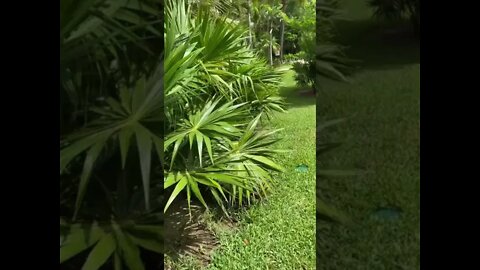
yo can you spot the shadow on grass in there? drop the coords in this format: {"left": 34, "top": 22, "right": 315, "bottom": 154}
{"left": 164, "top": 197, "right": 253, "bottom": 268}
{"left": 278, "top": 86, "right": 316, "bottom": 109}
{"left": 316, "top": 9, "right": 420, "bottom": 269}
{"left": 334, "top": 19, "right": 420, "bottom": 71}
{"left": 164, "top": 200, "right": 219, "bottom": 267}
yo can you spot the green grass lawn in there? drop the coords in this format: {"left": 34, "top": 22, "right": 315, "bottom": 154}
{"left": 167, "top": 68, "right": 316, "bottom": 269}
{"left": 317, "top": 0, "right": 420, "bottom": 269}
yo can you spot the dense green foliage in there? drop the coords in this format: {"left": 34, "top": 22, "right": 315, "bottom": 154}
{"left": 61, "top": 0, "right": 287, "bottom": 268}
{"left": 164, "top": 0, "right": 286, "bottom": 215}
{"left": 288, "top": 0, "right": 350, "bottom": 90}
{"left": 60, "top": 1, "right": 165, "bottom": 269}
{"left": 60, "top": 0, "right": 388, "bottom": 269}
{"left": 289, "top": 0, "right": 316, "bottom": 87}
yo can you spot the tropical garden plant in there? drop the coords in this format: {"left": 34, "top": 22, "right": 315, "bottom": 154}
{"left": 163, "top": 0, "right": 286, "bottom": 216}
{"left": 60, "top": 0, "right": 165, "bottom": 269}
{"left": 61, "top": 0, "right": 287, "bottom": 268}
{"left": 60, "top": 0, "right": 356, "bottom": 268}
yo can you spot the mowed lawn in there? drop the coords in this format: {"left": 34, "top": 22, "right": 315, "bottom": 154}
{"left": 317, "top": 1, "right": 420, "bottom": 269}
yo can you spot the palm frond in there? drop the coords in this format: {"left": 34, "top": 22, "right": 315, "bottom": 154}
{"left": 60, "top": 220, "right": 163, "bottom": 269}
{"left": 61, "top": 61, "right": 164, "bottom": 218}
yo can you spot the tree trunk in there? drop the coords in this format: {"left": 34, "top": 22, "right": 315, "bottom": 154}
{"left": 279, "top": 0, "right": 287, "bottom": 63}
{"left": 269, "top": 21, "right": 273, "bottom": 66}
{"left": 248, "top": 0, "right": 253, "bottom": 48}
{"left": 280, "top": 20, "right": 285, "bottom": 63}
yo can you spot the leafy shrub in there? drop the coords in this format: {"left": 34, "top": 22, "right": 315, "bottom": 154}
{"left": 163, "top": 0, "right": 286, "bottom": 215}
{"left": 60, "top": 0, "right": 287, "bottom": 268}
{"left": 292, "top": 60, "right": 315, "bottom": 88}
{"left": 284, "top": 53, "right": 300, "bottom": 63}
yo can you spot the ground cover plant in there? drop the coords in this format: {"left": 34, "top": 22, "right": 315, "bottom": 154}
{"left": 163, "top": 0, "right": 286, "bottom": 216}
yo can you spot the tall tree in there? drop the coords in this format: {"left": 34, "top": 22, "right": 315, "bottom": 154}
{"left": 248, "top": 0, "right": 254, "bottom": 48}
{"left": 279, "top": 0, "right": 287, "bottom": 63}
{"left": 278, "top": 0, "right": 308, "bottom": 63}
